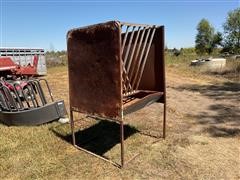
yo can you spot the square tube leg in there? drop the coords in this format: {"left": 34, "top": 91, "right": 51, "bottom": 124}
{"left": 120, "top": 120, "right": 124, "bottom": 168}
{"left": 163, "top": 102, "right": 166, "bottom": 139}
{"left": 70, "top": 110, "right": 76, "bottom": 145}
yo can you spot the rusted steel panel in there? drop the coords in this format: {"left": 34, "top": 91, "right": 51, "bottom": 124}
{"left": 67, "top": 21, "right": 122, "bottom": 119}
{"left": 136, "top": 45, "right": 156, "bottom": 90}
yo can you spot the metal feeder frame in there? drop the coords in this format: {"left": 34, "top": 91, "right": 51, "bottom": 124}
{"left": 67, "top": 21, "right": 166, "bottom": 168}
{"left": 0, "top": 79, "right": 66, "bottom": 126}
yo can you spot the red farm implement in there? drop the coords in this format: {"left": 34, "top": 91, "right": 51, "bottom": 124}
{"left": 0, "top": 48, "right": 67, "bottom": 126}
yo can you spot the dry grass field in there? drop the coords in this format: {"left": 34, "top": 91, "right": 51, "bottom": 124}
{"left": 0, "top": 65, "right": 239, "bottom": 179}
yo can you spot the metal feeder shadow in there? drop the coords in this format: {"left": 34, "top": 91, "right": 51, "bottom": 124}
{"left": 67, "top": 21, "right": 166, "bottom": 168}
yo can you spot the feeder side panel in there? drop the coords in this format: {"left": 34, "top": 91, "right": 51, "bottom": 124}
{"left": 67, "top": 21, "right": 122, "bottom": 119}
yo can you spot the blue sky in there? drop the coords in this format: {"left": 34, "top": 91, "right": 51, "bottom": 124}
{"left": 0, "top": 0, "right": 239, "bottom": 51}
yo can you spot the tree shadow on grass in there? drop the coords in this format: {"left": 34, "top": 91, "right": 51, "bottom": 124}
{"left": 177, "top": 81, "right": 240, "bottom": 101}
{"left": 174, "top": 81, "right": 240, "bottom": 137}
{"left": 203, "top": 126, "right": 240, "bottom": 137}
{"left": 187, "top": 104, "right": 240, "bottom": 137}
{"left": 52, "top": 119, "right": 138, "bottom": 156}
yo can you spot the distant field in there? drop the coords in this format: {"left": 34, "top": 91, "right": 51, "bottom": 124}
{"left": 166, "top": 51, "right": 240, "bottom": 81}
{"left": 0, "top": 65, "right": 239, "bottom": 179}
{"left": 46, "top": 50, "right": 240, "bottom": 81}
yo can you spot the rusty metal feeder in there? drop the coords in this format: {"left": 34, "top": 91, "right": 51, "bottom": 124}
{"left": 67, "top": 21, "right": 166, "bottom": 168}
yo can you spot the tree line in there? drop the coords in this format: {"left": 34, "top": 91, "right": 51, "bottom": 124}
{"left": 195, "top": 8, "right": 240, "bottom": 55}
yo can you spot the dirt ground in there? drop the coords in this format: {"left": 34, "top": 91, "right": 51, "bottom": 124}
{"left": 0, "top": 66, "right": 239, "bottom": 179}
{"left": 164, "top": 68, "right": 240, "bottom": 179}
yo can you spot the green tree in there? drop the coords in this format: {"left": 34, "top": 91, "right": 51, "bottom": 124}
{"left": 223, "top": 8, "right": 240, "bottom": 54}
{"left": 195, "top": 19, "right": 222, "bottom": 55}
{"left": 172, "top": 48, "right": 181, "bottom": 56}
{"left": 212, "top": 32, "right": 223, "bottom": 49}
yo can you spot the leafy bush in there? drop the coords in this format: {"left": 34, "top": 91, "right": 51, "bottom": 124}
{"left": 45, "top": 51, "right": 67, "bottom": 67}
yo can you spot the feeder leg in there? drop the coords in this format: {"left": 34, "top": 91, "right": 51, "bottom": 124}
{"left": 120, "top": 120, "right": 124, "bottom": 168}
{"left": 70, "top": 110, "right": 76, "bottom": 145}
{"left": 163, "top": 102, "right": 166, "bottom": 139}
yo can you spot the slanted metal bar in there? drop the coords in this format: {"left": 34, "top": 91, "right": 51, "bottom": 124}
{"left": 122, "top": 26, "right": 136, "bottom": 92}
{"left": 121, "top": 25, "right": 133, "bottom": 92}
{"left": 135, "top": 27, "right": 156, "bottom": 89}
{"left": 123, "top": 79, "right": 129, "bottom": 93}
{"left": 35, "top": 80, "right": 47, "bottom": 104}
{"left": 30, "top": 79, "right": 49, "bottom": 107}
{"left": 121, "top": 26, "right": 129, "bottom": 55}
{"left": 122, "top": 27, "right": 141, "bottom": 94}
{"left": 30, "top": 80, "right": 47, "bottom": 106}
{"left": 39, "top": 79, "right": 54, "bottom": 102}
{"left": 123, "top": 26, "right": 136, "bottom": 65}
{"left": 32, "top": 81, "right": 46, "bottom": 106}
{"left": 122, "top": 82, "right": 127, "bottom": 92}
{"left": 5, "top": 86, "right": 19, "bottom": 110}
{"left": 26, "top": 85, "right": 37, "bottom": 108}
{"left": 0, "top": 88, "right": 11, "bottom": 111}
{"left": 1, "top": 85, "right": 18, "bottom": 111}
{"left": 126, "top": 26, "right": 141, "bottom": 74}
{"left": 122, "top": 66, "right": 132, "bottom": 92}
{"left": 28, "top": 82, "right": 40, "bottom": 107}
{"left": 132, "top": 27, "right": 152, "bottom": 89}
{"left": 129, "top": 28, "right": 146, "bottom": 84}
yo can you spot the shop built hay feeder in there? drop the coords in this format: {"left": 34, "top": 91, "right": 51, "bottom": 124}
{"left": 67, "top": 21, "right": 166, "bottom": 168}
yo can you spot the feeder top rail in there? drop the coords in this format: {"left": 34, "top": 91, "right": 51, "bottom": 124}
{"left": 119, "top": 21, "right": 159, "bottom": 28}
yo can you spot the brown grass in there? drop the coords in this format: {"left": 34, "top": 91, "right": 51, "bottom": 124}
{"left": 166, "top": 53, "right": 240, "bottom": 82}
{"left": 0, "top": 66, "right": 239, "bottom": 179}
